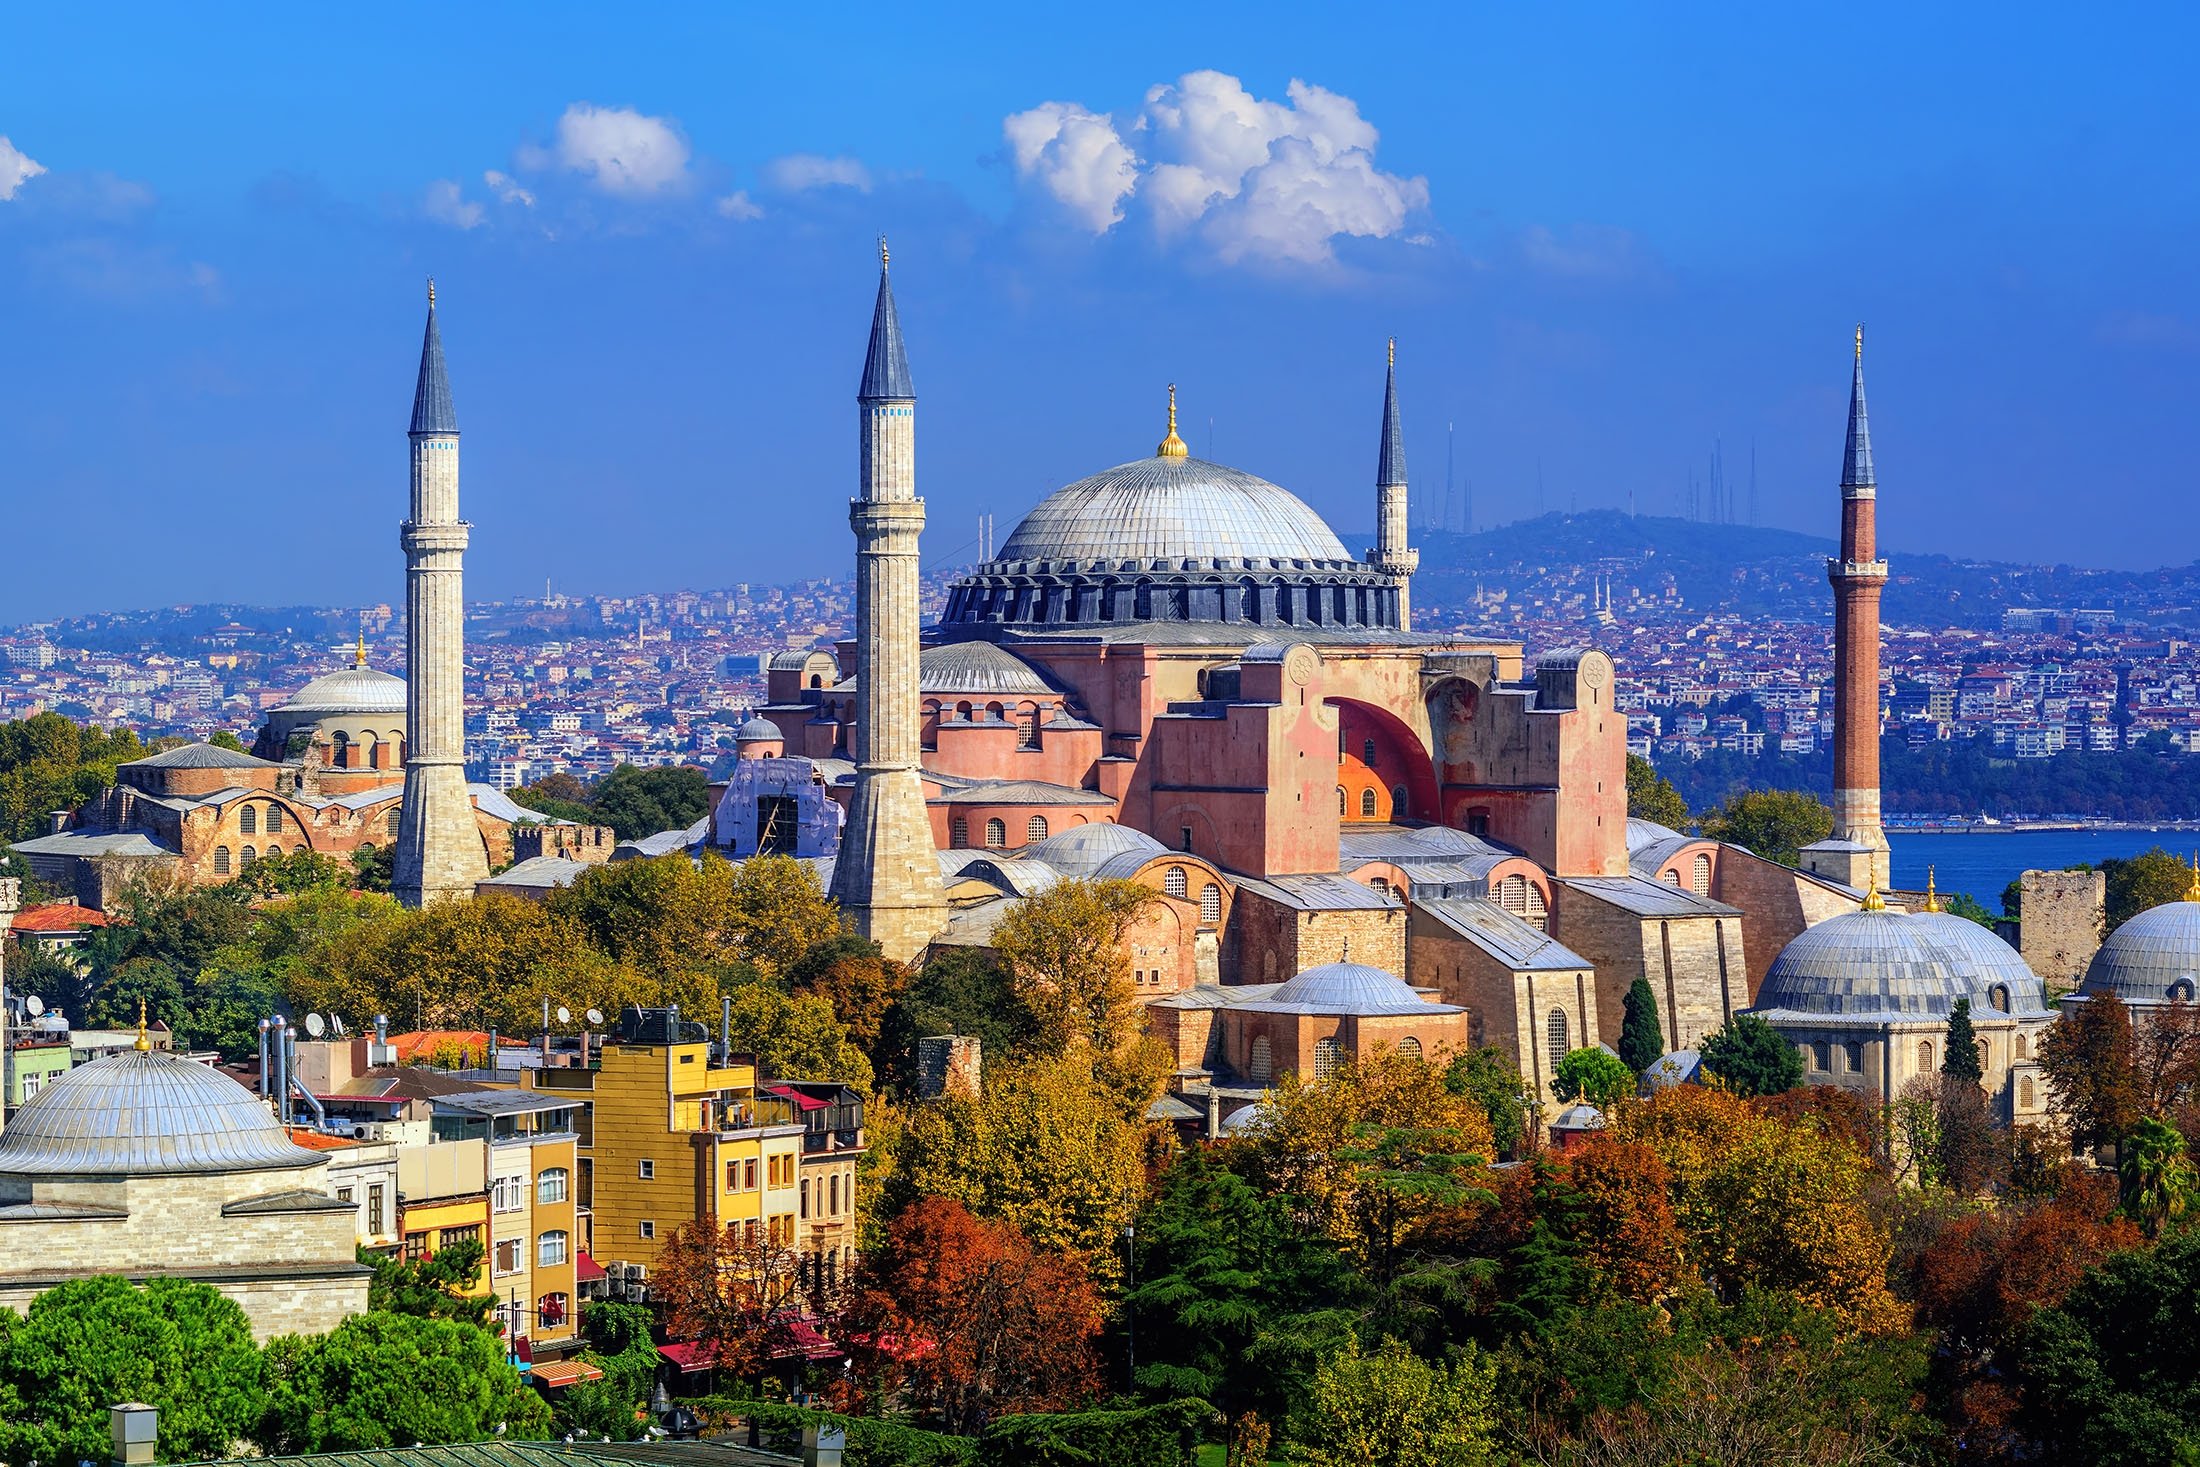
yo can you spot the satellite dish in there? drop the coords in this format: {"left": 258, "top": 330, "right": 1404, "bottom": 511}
{"left": 23, "top": 995, "right": 43, "bottom": 1017}
{"left": 331, "top": 1014, "right": 347, "bottom": 1036}
{"left": 556, "top": 1006, "right": 572, "bottom": 1025}
{"left": 585, "top": 1008, "right": 604, "bottom": 1027}
{"left": 304, "top": 1012, "right": 326, "bottom": 1038}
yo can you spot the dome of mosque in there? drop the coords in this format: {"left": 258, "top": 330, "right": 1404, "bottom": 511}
{"left": 1236, "top": 961, "right": 1462, "bottom": 1017}
{"left": 1754, "top": 907, "right": 2048, "bottom": 1024}
{"left": 1020, "top": 821, "right": 1166, "bottom": 878}
{"left": 279, "top": 664, "right": 407, "bottom": 717}
{"left": 2079, "top": 895, "right": 2200, "bottom": 1006}
{"left": 998, "top": 455, "right": 1352, "bottom": 566}
{"left": 0, "top": 1047, "right": 322, "bottom": 1177}
{"left": 735, "top": 717, "right": 783, "bottom": 743}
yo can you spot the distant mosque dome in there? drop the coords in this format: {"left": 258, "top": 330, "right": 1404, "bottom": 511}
{"left": 279, "top": 663, "right": 407, "bottom": 718}
{"left": 735, "top": 717, "right": 783, "bottom": 743}
{"left": 1237, "top": 961, "right": 1462, "bottom": 1017}
{"left": 2079, "top": 894, "right": 2200, "bottom": 1007}
{"left": 1754, "top": 905, "right": 2048, "bottom": 1023}
{"left": 0, "top": 1048, "right": 320, "bottom": 1178}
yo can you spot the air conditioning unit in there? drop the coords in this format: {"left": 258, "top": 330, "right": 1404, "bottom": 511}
{"left": 626, "top": 1263, "right": 647, "bottom": 1281}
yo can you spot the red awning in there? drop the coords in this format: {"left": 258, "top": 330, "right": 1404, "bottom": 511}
{"left": 575, "top": 1250, "right": 607, "bottom": 1284}
{"left": 528, "top": 1358, "right": 605, "bottom": 1388}
{"left": 658, "top": 1341, "right": 717, "bottom": 1374}
{"left": 774, "top": 1317, "right": 841, "bottom": 1361}
{"left": 764, "top": 1084, "right": 830, "bottom": 1111}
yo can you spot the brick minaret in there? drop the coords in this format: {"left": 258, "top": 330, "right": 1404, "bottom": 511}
{"left": 392, "top": 282, "right": 489, "bottom": 907}
{"left": 828, "top": 244, "right": 945, "bottom": 960}
{"left": 1804, "top": 326, "right": 1891, "bottom": 891}
{"left": 1368, "top": 338, "right": 1419, "bottom": 629}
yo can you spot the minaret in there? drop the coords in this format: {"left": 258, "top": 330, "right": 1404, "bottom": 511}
{"left": 1368, "top": 338, "right": 1419, "bottom": 629}
{"left": 1806, "top": 325, "right": 1891, "bottom": 891}
{"left": 828, "top": 242, "right": 945, "bottom": 960}
{"left": 392, "top": 281, "right": 489, "bottom": 907}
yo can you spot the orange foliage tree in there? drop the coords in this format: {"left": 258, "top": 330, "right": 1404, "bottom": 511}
{"left": 843, "top": 1197, "right": 1102, "bottom": 1434}
{"left": 1566, "top": 1137, "right": 1684, "bottom": 1303}
{"left": 650, "top": 1217, "right": 812, "bottom": 1380}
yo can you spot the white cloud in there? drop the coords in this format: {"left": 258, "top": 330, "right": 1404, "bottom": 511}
{"left": 716, "top": 190, "right": 764, "bottom": 221}
{"left": 483, "top": 169, "right": 535, "bottom": 208}
{"left": 1001, "top": 102, "right": 1138, "bottom": 231}
{"left": 422, "top": 179, "right": 484, "bottom": 231}
{"left": 520, "top": 103, "right": 692, "bottom": 196}
{"left": 1, "top": 134, "right": 47, "bottom": 201}
{"left": 1002, "top": 72, "right": 1428, "bottom": 267}
{"left": 762, "top": 153, "right": 872, "bottom": 193}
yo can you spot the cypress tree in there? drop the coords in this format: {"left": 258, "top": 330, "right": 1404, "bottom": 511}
{"left": 1942, "top": 996, "right": 1984, "bottom": 1085}
{"left": 1618, "top": 978, "right": 1664, "bottom": 1074}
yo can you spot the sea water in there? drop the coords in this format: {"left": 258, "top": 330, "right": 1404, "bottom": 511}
{"left": 1888, "top": 829, "right": 2198, "bottom": 913}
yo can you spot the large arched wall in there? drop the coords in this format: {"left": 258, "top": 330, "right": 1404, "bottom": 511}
{"left": 1328, "top": 698, "right": 1440, "bottom": 823}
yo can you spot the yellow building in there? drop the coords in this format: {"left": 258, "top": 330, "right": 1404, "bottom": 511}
{"left": 769, "top": 1081, "right": 868, "bottom": 1303}
{"left": 393, "top": 1140, "right": 492, "bottom": 1297}
{"left": 527, "top": 1008, "right": 803, "bottom": 1284}
{"left": 429, "top": 1091, "right": 583, "bottom": 1356}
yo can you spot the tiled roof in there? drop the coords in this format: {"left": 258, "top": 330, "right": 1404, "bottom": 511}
{"left": 10, "top": 902, "right": 111, "bottom": 933}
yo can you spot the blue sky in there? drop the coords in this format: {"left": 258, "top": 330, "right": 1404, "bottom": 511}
{"left": 2, "top": 4, "right": 2195, "bottom": 622}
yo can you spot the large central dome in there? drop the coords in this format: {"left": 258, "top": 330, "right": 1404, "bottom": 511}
{"left": 999, "top": 455, "right": 1353, "bottom": 565}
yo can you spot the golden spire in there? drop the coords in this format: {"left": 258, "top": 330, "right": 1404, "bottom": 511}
{"left": 1855, "top": 322, "right": 1864, "bottom": 359}
{"left": 1157, "top": 383, "right": 1188, "bottom": 458}
{"left": 1387, "top": 336, "right": 1395, "bottom": 369}
{"left": 355, "top": 616, "right": 368, "bottom": 669}
{"left": 427, "top": 276, "right": 436, "bottom": 310}
{"left": 1922, "top": 866, "right": 1942, "bottom": 913}
{"left": 134, "top": 999, "right": 150, "bottom": 1052}
{"left": 1860, "top": 879, "right": 1886, "bottom": 913}
{"left": 2185, "top": 853, "right": 2200, "bottom": 903}
{"left": 879, "top": 235, "right": 889, "bottom": 272}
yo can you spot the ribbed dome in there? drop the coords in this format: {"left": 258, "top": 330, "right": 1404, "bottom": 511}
{"left": 280, "top": 664, "right": 407, "bottom": 717}
{"left": 0, "top": 1049, "right": 322, "bottom": 1177}
{"left": 1238, "top": 962, "right": 1461, "bottom": 1016}
{"left": 2080, "top": 898, "right": 2200, "bottom": 1005}
{"left": 999, "top": 455, "right": 1352, "bottom": 565}
{"left": 734, "top": 717, "right": 783, "bottom": 742}
{"left": 1755, "top": 909, "right": 2048, "bottom": 1022}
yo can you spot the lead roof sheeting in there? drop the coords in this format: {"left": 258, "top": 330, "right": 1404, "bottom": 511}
{"left": 1234, "top": 872, "right": 1396, "bottom": 912}
{"left": 2083, "top": 899, "right": 2200, "bottom": 1002}
{"left": 1559, "top": 875, "right": 1741, "bottom": 918}
{"left": 1415, "top": 896, "right": 1591, "bottom": 971}
{"left": 0, "top": 1050, "right": 324, "bottom": 1177}
{"left": 1755, "top": 910, "right": 2051, "bottom": 1019}
{"left": 996, "top": 454, "right": 1353, "bottom": 564}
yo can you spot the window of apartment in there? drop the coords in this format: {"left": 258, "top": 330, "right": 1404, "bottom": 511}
{"left": 768, "top": 1154, "right": 795, "bottom": 1188}
{"left": 537, "top": 1168, "right": 568, "bottom": 1205}
{"left": 493, "top": 1174, "right": 525, "bottom": 1212}
{"left": 442, "top": 1224, "right": 482, "bottom": 1249}
{"left": 538, "top": 1230, "right": 568, "bottom": 1267}
{"left": 726, "top": 1157, "right": 758, "bottom": 1192}
{"left": 828, "top": 1173, "right": 841, "bottom": 1216}
{"left": 402, "top": 1231, "right": 430, "bottom": 1262}
{"left": 538, "top": 1292, "right": 568, "bottom": 1328}
{"left": 495, "top": 1238, "right": 522, "bottom": 1276}
{"left": 638, "top": 1159, "right": 655, "bottom": 1181}
{"left": 742, "top": 1218, "right": 760, "bottom": 1248}
{"left": 640, "top": 1221, "right": 655, "bottom": 1240}
{"left": 799, "top": 1178, "right": 810, "bottom": 1219}
{"left": 769, "top": 1213, "right": 793, "bottom": 1247}
{"left": 367, "top": 1184, "right": 386, "bottom": 1235}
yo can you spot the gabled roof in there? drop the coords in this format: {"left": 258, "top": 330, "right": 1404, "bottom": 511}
{"left": 1559, "top": 874, "right": 1740, "bottom": 918}
{"left": 1414, "top": 896, "right": 1591, "bottom": 971}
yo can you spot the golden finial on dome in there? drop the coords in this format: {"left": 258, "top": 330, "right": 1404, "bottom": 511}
{"left": 1388, "top": 336, "right": 1395, "bottom": 369}
{"left": 879, "top": 235, "right": 889, "bottom": 272}
{"left": 1861, "top": 879, "right": 1886, "bottom": 913}
{"left": 134, "top": 998, "right": 151, "bottom": 1052}
{"left": 1923, "top": 866, "right": 1942, "bottom": 914}
{"left": 1157, "top": 383, "right": 1188, "bottom": 458}
{"left": 2184, "top": 853, "right": 2200, "bottom": 903}
{"left": 355, "top": 616, "right": 368, "bottom": 669}
{"left": 1855, "top": 322, "right": 1864, "bottom": 359}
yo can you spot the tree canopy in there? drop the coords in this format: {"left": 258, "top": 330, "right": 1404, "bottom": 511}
{"left": 1623, "top": 753, "right": 1690, "bottom": 831}
{"left": 1699, "top": 788, "right": 1833, "bottom": 868}
{"left": 1698, "top": 1013, "right": 1804, "bottom": 1097}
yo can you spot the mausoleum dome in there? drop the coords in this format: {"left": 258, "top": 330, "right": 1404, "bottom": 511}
{"left": 0, "top": 1047, "right": 321, "bottom": 1178}
{"left": 1754, "top": 907, "right": 2047, "bottom": 1024}
{"left": 2080, "top": 894, "right": 2200, "bottom": 1006}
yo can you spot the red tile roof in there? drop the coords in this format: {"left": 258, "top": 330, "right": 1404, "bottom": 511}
{"left": 11, "top": 903, "right": 111, "bottom": 934}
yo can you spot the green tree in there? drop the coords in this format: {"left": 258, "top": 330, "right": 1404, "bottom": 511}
{"left": 2016, "top": 1227, "right": 2200, "bottom": 1464}
{"left": 1942, "top": 997, "right": 1984, "bottom": 1085}
{"left": 878, "top": 949, "right": 1038, "bottom": 1092}
{"left": 351, "top": 843, "right": 394, "bottom": 894}
{"left": 70, "top": 877, "right": 258, "bottom": 1041}
{"left": 990, "top": 877, "right": 1153, "bottom": 1056}
{"left": 258, "top": 1311, "right": 549, "bottom": 1452}
{"left": 364, "top": 1239, "right": 496, "bottom": 1327}
{"left": 1700, "top": 788, "right": 1833, "bottom": 868}
{"left": 1698, "top": 1013, "right": 1804, "bottom": 1097}
{"left": 1295, "top": 1335, "right": 1498, "bottom": 1467}
{"left": 0, "top": 1276, "right": 264, "bottom": 1466}
{"left": 233, "top": 847, "right": 355, "bottom": 899}
{"left": 1942, "top": 889, "right": 2001, "bottom": 929}
{"left": 1617, "top": 978, "right": 1664, "bottom": 1073}
{"left": 1441, "top": 1045, "right": 1536, "bottom": 1159}
{"left": 586, "top": 764, "right": 710, "bottom": 841}
{"left": 2101, "top": 847, "right": 2194, "bottom": 930}
{"left": 208, "top": 729, "right": 248, "bottom": 753}
{"left": 0, "top": 713, "right": 145, "bottom": 841}
{"left": 1624, "top": 753, "right": 1690, "bottom": 830}
{"left": 2118, "top": 1116, "right": 2198, "bottom": 1238}
{"left": 722, "top": 982, "right": 874, "bottom": 1093}
{"left": 1551, "top": 1046, "right": 1635, "bottom": 1108}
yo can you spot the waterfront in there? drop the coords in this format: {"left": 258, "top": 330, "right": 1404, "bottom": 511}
{"left": 1889, "top": 828, "right": 2196, "bottom": 912}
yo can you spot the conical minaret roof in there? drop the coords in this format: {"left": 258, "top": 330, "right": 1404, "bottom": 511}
{"left": 1376, "top": 338, "right": 1407, "bottom": 487}
{"left": 409, "top": 282, "right": 458, "bottom": 436}
{"left": 1841, "top": 325, "right": 1873, "bottom": 490}
{"left": 858, "top": 243, "right": 914, "bottom": 401}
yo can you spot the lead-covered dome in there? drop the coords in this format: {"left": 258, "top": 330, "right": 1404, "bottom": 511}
{"left": 1238, "top": 961, "right": 1462, "bottom": 1016}
{"left": 2080, "top": 897, "right": 2200, "bottom": 1006}
{"left": 0, "top": 1049, "right": 322, "bottom": 1177}
{"left": 280, "top": 664, "right": 407, "bottom": 717}
{"left": 1000, "top": 456, "right": 1352, "bottom": 565}
{"left": 1754, "top": 908, "right": 2049, "bottom": 1024}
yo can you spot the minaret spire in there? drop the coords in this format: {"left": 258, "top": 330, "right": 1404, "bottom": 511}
{"left": 830, "top": 247, "right": 946, "bottom": 960}
{"left": 1367, "top": 338, "right": 1418, "bottom": 629}
{"left": 1842, "top": 324, "right": 1874, "bottom": 493}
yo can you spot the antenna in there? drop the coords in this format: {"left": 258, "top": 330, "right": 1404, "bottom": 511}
{"left": 331, "top": 1014, "right": 347, "bottom": 1036}
{"left": 556, "top": 1006, "right": 572, "bottom": 1025}
{"left": 1749, "top": 437, "right": 1758, "bottom": 527}
{"left": 304, "top": 1012, "right": 326, "bottom": 1038}
{"left": 1442, "top": 421, "right": 1454, "bottom": 535}
{"left": 585, "top": 1008, "right": 604, "bottom": 1027}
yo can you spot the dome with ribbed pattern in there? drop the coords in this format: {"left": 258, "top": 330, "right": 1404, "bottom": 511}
{"left": 0, "top": 1049, "right": 321, "bottom": 1177}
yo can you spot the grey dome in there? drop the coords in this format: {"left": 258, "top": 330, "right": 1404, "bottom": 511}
{"left": 1220, "top": 1101, "right": 1271, "bottom": 1135}
{"left": 2081, "top": 898, "right": 2200, "bottom": 1005}
{"left": 123, "top": 743, "right": 281, "bottom": 772}
{"left": 1754, "top": 909, "right": 2049, "bottom": 1024}
{"left": 1021, "top": 822, "right": 1165, "bottom": 877}
{"left": 999, "top": 455, "right": 1352, "bottom": 565}
{"left": 1641, "top": 1049, "right": 1703, "bottom": 1090}
{"left": 1237, "top": 961, "right": 1461, "bottom": 1017}
{"left": 735, "top": 717, "right": 783, "bottom": 742}
{"left": 0, "top": 1049, "right": 322, "bottom": 1177}
{"left": 280, "top": 664, "right": 407, "bottom": 717}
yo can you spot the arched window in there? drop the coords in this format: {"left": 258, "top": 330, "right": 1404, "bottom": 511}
{"left": 263, "top": 843, "right": 280, "bottom": 858}
{"left": 386, "top": 807, "right": 401, "bottom": 837}
{"left": 1396, "top": 1036, "right": 1422, "bottom": 1059}
{"left": 1499, "top": 875, "right": 1529, "bottom": 917}
{"left": 265, "top": 804, "right": 283, "bottom": 834}
{"left": 1337, "top": 786, "right": 1347, "bottom": 815}
{"left": 1026, "top": 815, "right": 1048, "bottom": 843}
{"left": 1390, "top": 785, "right": 1409, "bottom": 818}
{"left": 1020, "top": 705, "right": 1042, "bottom": 749}
{"left": 2015, "top": 1034, "right": 2030, "bottom": 1060}
{"left": 1547, "top": 1007, "right": 1570, "bottom": 1058}
{"left": 1360, "top": 788, "right": 1378, "bottom": 817}
{"left": 984, "top": 818, "right": 1006, "bottom": 849}
{"left": 1200, "top": 883, "right": 1222, "bottom": 926}
{"left": 1989, "top": 984, "right": 2011, "bottom": 1013}
{"left": 950, "top": 817, "right": 969, "bottom": 848}
{"left": 239, "top": 805, "right": 257, "bottom": 835}
{"left": 331, "top": 731, "right": 350, "bottom": 768}
{"left": 2021, "top": 1076, "right": 2036, "bottom": 1107}
{"left": 985, "top": 702, "right": 1006, "bottom": 723}
{"left": 1812, "top": 1041, "right": 1830, "bottom": 1071}
{"left": 2172, "top": 980, "right": 2196, "bottom": 1002}
{"left": 239, "top": 845, "right": 257, "bottom": 868}
{"left": 1248, "top": 1035, "right": 1272, "bottom": 1084}
{"left": 213, "top": 845, "right": 232, "bottom": 875}
{"left": 1165, "top": 866, "right": 1188, "bottom": 898}
{"left": 1371, "top": 876, "right": 1390, "bottom": 897}
{"left": 1917, "top": 1040, "right": 1934, "bottom": 1072}
{"left": 955, "top": 701, "right": 973, "bottom": 722}
{"left": 537, "top": 1230, "right": 568, "bottom": 1267}
{"left": 537, "top": 1168, "right": 569, "bottom": 1204}
{"left": 1977, "top": 1038, "right": 1990, "bottom": 1071}
{"left": 1362, "top": 738, "right": 1378, "bottom": 766}
{"left": 1665, "top": 870, "right": 1682, "bottom": 886}
{"left": 1690, "top": 852, "right": 1712, "bottom": 895}
{"left": 1313, "top": 1037, "right": 1342, "bottom": 1080}
{"left": 1845, "top": 1041, "right": 1863, "bottom": 1072}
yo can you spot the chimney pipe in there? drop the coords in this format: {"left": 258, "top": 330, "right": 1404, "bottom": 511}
{"left": 284, "top": 1027, "right": 328, "bottom": 1130}
{"left": 49, "top": 810, "right": 68, "bottom": 836}
{"left": 258, "top": 1018, "right": 271, "bottom": 1100}
{"left": 271, "top": 1016, "right": 290, "bottom": 1123}
{"left": 721, "top": 995, "right": 732, "bottom": 1065}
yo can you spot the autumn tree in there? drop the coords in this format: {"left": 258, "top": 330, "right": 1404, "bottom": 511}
{"left": 1624, "top": 754, "right": 1690, "bottom": 832}
{"left": 549, "top": 851, "right": 839, "bottom": 983}
{"left": 1552, "top": 1046, "right": 1635, "bottom": 1108}
{"left": 844, "top": 1198, "right": 1103, "bottom": 1435}
{"left": 1697, "top": 1013, "right": 1803, "bottom": 1097}
{"left": 990, "top": 876, "right": 1153, "bottom": 1056}
{"left": 2039, "top": 992, "right": 2144, "bottom": 1152}
{"left": 786, "top": 934, "right": 908, "bottom": 1052}
{"left": 651, "top": 1217, "right": 813, "bottom": 1379}
{"left": 1443, "top": 1045, "right": 1538, "bottom": 1159}
{"left": 1294, "top": 1335, "right": 1499, "bottom": 1467}
{"left": 1565, "top": 1138, "right": 1685, "bottom": 1304}
{"left": 722, "top": 982, "right": 874, "bottom": 1094}
{"left": 1617, "top": 978, "right": 1664, "bottom": 1074}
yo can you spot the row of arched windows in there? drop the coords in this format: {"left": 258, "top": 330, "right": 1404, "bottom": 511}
{"left": 212, "top": 843, "right": 292, "bottom": 875}
{"left": 237, "top": 803, "right": 285, "bottom": 835}
{"left": 947, "top": 815, "right": 1054, "bottom": 849}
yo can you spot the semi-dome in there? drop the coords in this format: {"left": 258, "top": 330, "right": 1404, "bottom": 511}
{"left": 2080, "top": 895, "right": 2200, "bottom": 1006}
{"left": 0, "top": 1048, "right": 322, "bottom": 1177}
{"left": 279, "top": 663, "right": 407, "bottom": 717}
{"left": 1237, "top": 961, "right": 1462, "bottom": 1017}
{"left": 1754, "top": 907, "right": 2048, "bottom": 1024}
{"left": 1020, "top": 821, "right": 1165, "bottom": 878}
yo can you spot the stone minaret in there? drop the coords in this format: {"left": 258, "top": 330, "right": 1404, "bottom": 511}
{"left": 828, "top": 244, "right": 945, "bottom": 960}
{"left": 392, "top": 282, "right": 488, "bottom": 907}
{"left": 1804, "top": 326, "right": 1891, "bottom": 891}
{"left": 1368, "top": 338, "right": 1419, "bottom": 629}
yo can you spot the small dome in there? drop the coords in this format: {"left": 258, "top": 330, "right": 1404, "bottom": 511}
{"left": 0, "top": 1049, "right": 322, "bottom": 1177}
{"left": 280, "top": 664, "right": 407, "bottom": 717}
{"left": 1240, "top": 961, "right": 1461, "bottom": 1017}
{"left": 1755, "top": 908, "right": 2048, "bottom": 1022}
{"left": 1641, "top": 1049, "right": 1703, "bottom": 1090}
{"left": 1219, "top": 1101, "right": 1271, "bottom": 1135}
{"left": 2081, "top": 898, "right": 2200, "bottom": 1005}
{"left": 735, "top": 717, "right": 782, "bottom": 743}
{"left": 1552, "top": 1102, "right": 1607, "bottom": 1130}
{"left": 1020, "top": 822, "right": 1165, "bottom": 877}
{"left": 997, "top": 455, "right": 1352, "bottom": 565}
